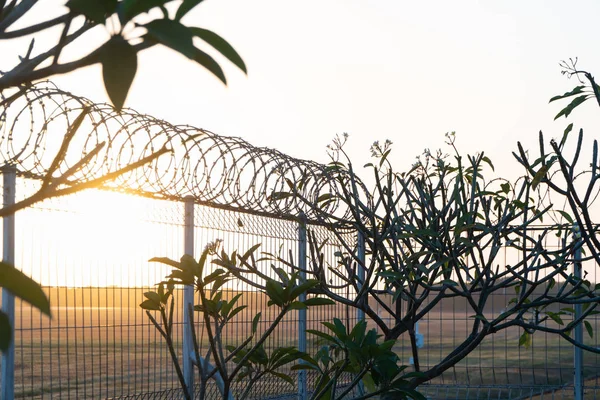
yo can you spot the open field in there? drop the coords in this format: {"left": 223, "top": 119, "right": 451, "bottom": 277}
{"left": 6, "top": 287, "right": 600, "bottom": 399}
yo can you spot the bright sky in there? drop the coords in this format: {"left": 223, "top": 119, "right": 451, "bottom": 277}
{"left": 4, "top": 1, "right": 600, "bottom": 287}
{"left": 5, "top": 0, "right": 600, "bottom": 179}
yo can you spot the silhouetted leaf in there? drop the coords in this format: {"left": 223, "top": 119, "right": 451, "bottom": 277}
{"left": 145, "top": 19, "right": 196, "bottom": 58}
{"left": 140, "top": 299, "right": 161, "bottom": 310}
{"left": 175, "top": 0, "right": 204, "bottom": 20}
{"left": 559, "top": 123, "right": 573, "bottom": 149}
{"left": 554, "top": 95, "right": 589, "bottom": 120}
{"left": 149, "top": 257, "right": 182, "bottom": 270}
{"left": 0, "top": 262, "right": 50, "bottom": 317}
{"left": 518, "top": 331, "right": 531, "bottom": 348}
{"left": 221, "top": 293, "right": 243, "bottom": 317}
{"left": 0, "top": 311, "right": 11, "bottom": 352}
{"left": 289, "top": 301, "right": 307, "bottom": 310}
{"left": 265, "top": 280, "right": 285, "bottom": 306}
{"left": 549, "top": 85, "right": 585, "bottom": 103}
{"left": 317, "top": 193, "right": 334, "bottom": 202}
{"left": 252, "top": 312, "right": 261, "bottom": 334}
{"left": 481, "top": 156, "right": 494, "bottom": 171}
{"left": 585, "top": 320, "right": 594, "bottom": 338}
{"left": 191, "top": 46, "right": 227, "bottom": 84}
{"left": 546, "top": 312, "right": 564, "bottom": 325}
{"left": 269, "top": 371, "right": 294, "bottom": 386}
{"left": 189, "top": 27, "right": 246, "bottom": 73}
{"left": 303, "top": 298, "right": 335, "bottom": 306}
{"left": 144, "top": 19, "right": 227, "bottom": 84}
{"left": 101, "top": 35, "right": 137, "bottom": 111}
{"left": 118, "top": 0, "right": 172, "bottom": 25}
{"left": 67, "top": 0, "right": 117, "bottom": 23}
{"left": 268, "top": 192, "right": 292, "bottom": 201}
{"left": 227, "top": 305, "right": 246, "bottom": 321}
{"left": 556, "top": 210, "right": 573, "bottom": 224}
{"left": 306, "top": 329, "right": 337, "bottom": 344}
{"left": 144, "top": 291, "right": 161, "bottom": 304}
{"left": 531, "top": 164, "right": 550, "bottom": 191}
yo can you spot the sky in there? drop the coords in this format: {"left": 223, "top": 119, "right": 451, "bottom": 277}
{"left": 3, "top": 1, "right": 600, "bottom": 285}
{"left": 5, "top": 0, "right": 600, "bottom": 181}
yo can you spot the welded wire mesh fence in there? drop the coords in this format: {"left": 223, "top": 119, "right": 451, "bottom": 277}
{"left": 2, "top": 178, "right": 600, "bottom": 399}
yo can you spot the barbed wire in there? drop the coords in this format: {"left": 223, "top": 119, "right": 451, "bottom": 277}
{"left": 0, "top": 82, "right": 368, "bottom": 225}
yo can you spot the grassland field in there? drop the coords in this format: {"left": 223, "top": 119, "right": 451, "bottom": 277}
{"left": 6, "top": 287, "right": 600, "bottom": 399}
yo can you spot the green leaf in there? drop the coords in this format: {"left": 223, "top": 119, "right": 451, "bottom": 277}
{"left": 239, "top": 243, "right": 261, "bottom": 265}
{"left": 252, "top": 312, "right": 261, "bottom": 334}
{"left": 0, "top": 311, "right": 12, "bottom": 352}
{"left": 440, "top": 279, "right": 457, "bottom": 286}
{"left": 268, "top": 191, "right": 292, "bottom": 201}
{"left": 518, "top": 331, "right": 531, "bottom": 349}
{"left": 289, "top": 301, "right": 307, "bottom": 310}
{"left": 303, "top": 298, "right": 335, "bottom": 307}
{"left": 221, "top": 293, "right": 243, "bottom": 317}
{"left": 317, "top": 193, "right": 334, "bottom": 202}
{"left": 144, "top": 19, "right": 227, "bottom": 84}
{"left": 265, "top": 280, "right": 285, "bottom": 306}
{"left": 192, "top": 47, "right": 227, "bottom": 84}
{"left": 149, "top": 256, "right": 181, "bottom": 269}
{"left": 469, "top": 314, "right": 488, "bottom": 323}
{"left": 144, "top": 291, "right": 161, "bottom": 304}
{"left": 189, "top": 27, "right": 247, "bottom": 73}
{"left": 559, "top": 123, "right": 574, "bottom": 149}
{"left": 145, "top": 19, "right": 196, "bottom": 58}
{"left": 306, "top": 329, "right": 338, "bottom": 344}
{"left": 289, "top": 280, "right": 319, "bottom": 300}
{"left": 584, "top": 320, "right": 594, "bottom": 338}
{"left": 556, "top": 210, "right": 573, "bottom": 224}
{"left": 67, "top": 0, "right": 118, "bottom": 23}
{"left": 175, "top": 0, "right": 204, "bottom": 21}
{"left": 291, "top": 363, "right": 319, "bottom": 371}
{"left": 118, "top": 0, "right": 173, "bottom": 25}
{"left": 549, "top": 85, "right": 585, "bottom": 103}
{"left": 226, "top": 305, "right": 247, "bottom": 321}
{"left": 554, "top": 95, "right": 590, "bottom": 120}
{"left": 269, "top": 371, "right": 295, "bottom": 386}
{"left": 140, "top": 299, "right": 161, "bottom": 310}
{"left": 531, "top": 163, "right": 550, "bottom": 191}
{"left": 546, "top": 312, "right": 564, "bottom": 325}
{"left": 271, "top": 267, "right": 290, "bottom": 285}
{"left": 0, "top": 262, "right": 50, "bottom": 317}
{"left": 101, "top": 35, "right": 137, "bottom": 111}
{"left": 481, "top": 156, "right": 494, "bottom": 171}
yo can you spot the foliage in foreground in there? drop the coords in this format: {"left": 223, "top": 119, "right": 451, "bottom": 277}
{"left": 143, "top": 242, "right": 424, "bottom": 400}
{"left": 219, "top": 64, "right": 600, "bottom": 392}
{"left": 0, "top": 0, "right": 246, "bottom": 110}
{"left": 142, "top": 61, "right": 600, "bottom": 398}
{"left": 0, "top": 0, "right": 247, "bottom": 354}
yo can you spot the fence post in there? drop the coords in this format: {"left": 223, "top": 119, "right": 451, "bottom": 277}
{"left": 183, "top": 196, "right": 195, "bottom": 398}
{"left": 356, "top": 231, "right": 366, "bottom": 396}
{"left": 573, "top": 224, "right": 583, "bottom": 400}
{"left": 1, "top": 165, "right": 16, "bottom": 400}
{"left": 357, "top": 231, "right": 365, "bottom": 323}
{"left": 298, "top": 212, "right": 307, "bottom": 400}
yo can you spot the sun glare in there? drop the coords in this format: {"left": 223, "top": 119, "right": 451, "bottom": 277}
{"left": 17, "top": 188, "right": 180, "bottom": 288}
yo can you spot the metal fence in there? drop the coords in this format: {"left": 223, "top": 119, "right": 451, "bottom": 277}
{"left": 1, "top": 83, "right": 600, "bottom": 399}
{"left": 2, "top": 178, "right": 600, "bottom": 399}
{"left": 0, "top": 178, "right": 360, "bottom": 399}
